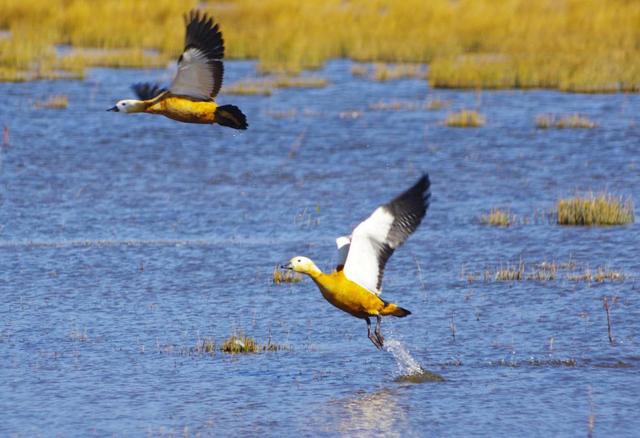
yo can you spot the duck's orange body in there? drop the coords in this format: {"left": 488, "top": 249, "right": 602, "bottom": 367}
{"left": 307, "top": 270, "right": 406, "bottom": 319}
{"left": 146, "top": 94, "right": 218, "bottom": 124}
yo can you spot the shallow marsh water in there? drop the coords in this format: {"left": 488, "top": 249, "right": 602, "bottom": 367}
{"left": 0, "top": 61, "right": 639, "bottom": 436}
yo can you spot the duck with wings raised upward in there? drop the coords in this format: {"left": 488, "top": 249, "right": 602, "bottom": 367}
{"left": 283, "top": 174, "right": 431, "bottom": 349}
{"left": 107, "top": 10, "right": 247, "bottom": 129}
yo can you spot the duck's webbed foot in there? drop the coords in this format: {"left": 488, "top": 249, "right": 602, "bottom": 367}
{"left": 366, "top": 316, "right": 383, "bottom": 350}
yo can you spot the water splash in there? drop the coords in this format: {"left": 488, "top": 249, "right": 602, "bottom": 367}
{"left": 384, "top": 339, "right": 446, "bottom": 383}
{"left": 384, "top": 339, "right": 425, "bottom": 375}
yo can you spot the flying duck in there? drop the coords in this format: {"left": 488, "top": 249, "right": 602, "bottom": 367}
{"left": 283, "top": 174, "right": 431, "bottom": 349}
{"left": 107, "top": 10, "right": 247, "bottom": 129}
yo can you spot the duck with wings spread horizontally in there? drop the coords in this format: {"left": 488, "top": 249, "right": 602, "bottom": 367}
{"left": 108, "top": 10, "right": 247, "bottom": 130}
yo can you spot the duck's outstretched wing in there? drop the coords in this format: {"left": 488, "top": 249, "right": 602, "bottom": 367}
{"left": 343, "top": 174, "right": 431, "bottom": 294}
{"left": 169, "top": 10, "right": 224, "bottom": 100}
{"left": 335, "top": 235, "right": 351, "bottom": 271}
{"left": 131, "top": 83, "right": 167, "bottom": 100}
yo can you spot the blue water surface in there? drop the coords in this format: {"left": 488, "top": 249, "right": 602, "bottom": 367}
{"left": 0, "top": 60, "right": 639, "bottom": 437}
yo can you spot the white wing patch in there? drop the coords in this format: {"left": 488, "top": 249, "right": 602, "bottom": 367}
{"left": 169, "top": 48, "right": 216, "bottom": 100}
{"left": 335, "top": 235, "right": 351, "bottom": 269}
{"left": 341, "top": 174, "right": 431, "bottom": 295}
{"left": 343, "top": 206, "right": 395, "bottom": 294}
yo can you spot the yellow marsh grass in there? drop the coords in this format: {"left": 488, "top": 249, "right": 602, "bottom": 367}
{"left": 2, "top": 0, "right": 640, "bottom": 92}
{"left": 536, "top": 114, "right": 598, "bottom": 129}
{"left": 445, "top": 110, "right": 485, "bottom": 127}
{"left": 34, "top": 94, "right": 68, "bottom": 109}
{"left": 557, "top": 194, "right": 634, "bottom": 226}
{"left": 480, "top": 209, "right": 514, "bottom": 227}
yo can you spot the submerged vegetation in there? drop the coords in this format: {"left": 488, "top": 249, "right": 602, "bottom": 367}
{"left": 557, "top": 194, "right": 635, "bottom": 226}
{"left": 1, "top": 0, "right": 639, "bottom": 92}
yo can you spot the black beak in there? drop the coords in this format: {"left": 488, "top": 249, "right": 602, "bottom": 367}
{"left": 107, "top": 106, "right": 119, "bottom": 112}
{"left": 280, "top": 263, "right": 292, "bottom": 270}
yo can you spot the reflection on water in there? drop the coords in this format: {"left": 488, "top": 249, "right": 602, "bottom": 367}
{"left": 328, "top": 388, "right": 407, "bottom": 437}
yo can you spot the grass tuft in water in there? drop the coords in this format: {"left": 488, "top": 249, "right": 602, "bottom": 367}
{"left": 527, "top": 358, "right": 577, "bottom": 367}
{"left": 444, "top": 110, "right": 485, "bottom": 127}
{"left": 220, "top": 333, "right": 291, "bottom": 354}
{"left": 193, "top": 338, "right": 216, "bottom": 355}
{"left": 526, "top": 262, "right": 558, "bottom": 281}
{"left": 567, "top": 268, "right": 625, "bottom": 283}
{"left": 465, "top": 258, "right": 627, "bottom": 283}
{"left": 536, "top": 114, "right": 598, "bottom": 129}
{"left": 273, "top": 265, "right": 303, "bottom": 284}
{"left": 34, "top": 94, "right": 68, "bottom": 109}
{"left": 494, "top": 260, "right": 525, "bottom": 281}
{"left": 220, "top": 334, "right": 260, "bottom": 354}
{"left": 480, "top": 208, "right": 514, "bottom": 227}
{"left": 557, "top": 194, "right": 634, "bottom": 225}
{"left": 425, "top": 98, "right": 450, "bottom": 110}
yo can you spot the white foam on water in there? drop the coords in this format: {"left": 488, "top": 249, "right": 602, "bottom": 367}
{"left": 384, "top": 339, "right": 424, "bottom": 376}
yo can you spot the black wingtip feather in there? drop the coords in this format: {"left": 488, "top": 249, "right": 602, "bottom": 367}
{"left": 375, "top": 173, "right": 431, "bottom": 291}
{"left": 131, "top": 82, "right": 167, "bottom": 100}
{"left": 184, "top": 9, "right": 225, "bottom": 61}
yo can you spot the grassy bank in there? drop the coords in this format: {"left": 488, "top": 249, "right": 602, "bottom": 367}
{"left": 1, "top": 0, "right": 639, "bottom": 91}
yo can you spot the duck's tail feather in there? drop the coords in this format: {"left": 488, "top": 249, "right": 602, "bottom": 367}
{"left": 215, "top": 105, "right": 248, "bottom": 130}
{"left": 381, "top": 301, "right": 412, "bottom": 317}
